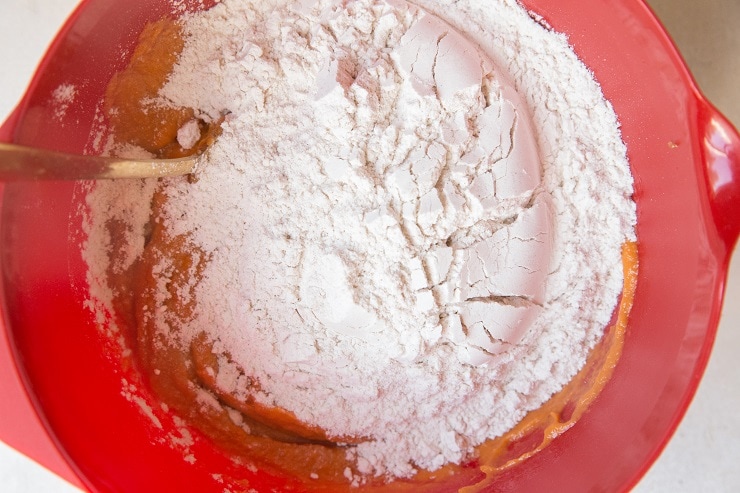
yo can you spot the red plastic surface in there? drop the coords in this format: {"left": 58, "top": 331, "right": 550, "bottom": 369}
{"left": 0, "top": 0, "right": 739, "bottom": 492}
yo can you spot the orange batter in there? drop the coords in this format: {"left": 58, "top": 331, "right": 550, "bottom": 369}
{"left": 101, "top": 19, "right": 638, "bottom": 492}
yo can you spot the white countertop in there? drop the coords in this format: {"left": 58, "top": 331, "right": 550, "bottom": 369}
{"left": 0, "top": 0, "right": 738, "bottom": 491}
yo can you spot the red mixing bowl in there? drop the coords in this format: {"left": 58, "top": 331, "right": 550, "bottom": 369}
{"left": 1, "top": 0, "right": 739, "bottom": 491}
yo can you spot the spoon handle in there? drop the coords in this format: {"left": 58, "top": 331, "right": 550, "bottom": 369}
{"left": 0, "top": 143, "right": 196, "bottom": 180}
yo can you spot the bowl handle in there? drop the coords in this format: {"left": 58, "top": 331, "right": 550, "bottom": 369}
{"left": 700, "top": 102, "right": 740, "bottom": 251}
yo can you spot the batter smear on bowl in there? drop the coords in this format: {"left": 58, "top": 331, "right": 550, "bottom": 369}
{"left": 82, "top": 0, "right": 637, "bottom": 489}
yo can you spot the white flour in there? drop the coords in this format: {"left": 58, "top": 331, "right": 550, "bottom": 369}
{"left": 83, "top": 0, "right": 636, "bottom": 481}
{"left": 51, "top": 83, "right": 77, "bottom": 121}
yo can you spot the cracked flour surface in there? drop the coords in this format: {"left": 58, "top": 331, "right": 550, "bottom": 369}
{"left": 83, "top": 0, "right": 636, "bottom": 481}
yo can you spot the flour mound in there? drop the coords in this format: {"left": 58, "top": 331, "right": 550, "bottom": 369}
{"left": 84, "top": 0, "right": 636, "bottom": 480}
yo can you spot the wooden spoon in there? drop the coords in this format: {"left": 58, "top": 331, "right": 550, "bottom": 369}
{"left": 0, "top": 142, "right": 200, "bottom": 180}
